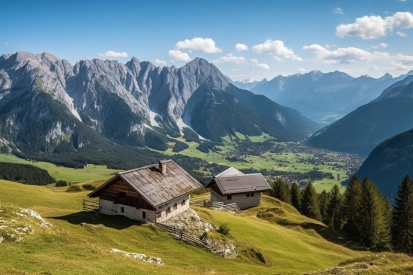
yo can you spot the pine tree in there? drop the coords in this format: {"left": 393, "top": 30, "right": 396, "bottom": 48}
{"left": 326, "top": 184, "right": 343, "bottom": 229}
{"left": 359, "top": 178, "right": 391, "bottom": 250}
{"left": 301, "top": 182, "right": 321, "bottom": 221}
{"left": 318, "top": 190, "right": 330, "bottom": 224}
{"left": 376, "top": 194, "right": 392, "bottom": 251}
{"left": 342, "top": 175, "right": 362, "bottom": 239}
{"left": 290, "top": 182, "right": 301, "bottom": 211}
{"left": 392, "top": 175, "right": 413, "bottom": 255}
{"left": 271, "top": 179, "right": 291, "bottom": 203}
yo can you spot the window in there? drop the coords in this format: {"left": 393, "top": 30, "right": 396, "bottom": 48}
{"left": 247, "top": 193, "right": 254, "bottom": 197}
{"left": 142, "top": 211, "right": 146, "bottom": 219}
{"left": 156, "top": 212, "right": 162, "bottom": 218}
{"left": 173, "top": 204, "right": 177, "bottom": 210}
{"left": 181, "top": 199, "right": 186, "bottom": 206}
{"left": 227, "top": 195, "right": 232, "bottom": 200}
{"left": 119, "top": 192, "right": 126, "bottom": 198}
{"left": 247, "top": 193, "right": 250, "bottom": 197}
{"left": 251, "top": 193, "right": 254, "bottom": 197}
{"left": 120, "top": 207, "right": 124, "bottom": 213}
{"left": 166, "top": 207, "right": 171, "bottom": 215}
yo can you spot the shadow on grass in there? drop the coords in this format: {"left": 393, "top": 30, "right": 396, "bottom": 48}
{"left": 51, "top": 211, "right": 142, "bottom": 230}
{"left": 301, "top": 222, "right": 365, "bottom": 251}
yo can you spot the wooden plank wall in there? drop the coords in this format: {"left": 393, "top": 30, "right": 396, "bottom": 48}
{"left": 99, "top": 179, "right": 154, "bottom": 210}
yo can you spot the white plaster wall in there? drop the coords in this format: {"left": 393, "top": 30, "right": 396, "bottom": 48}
{"left": 210, "top": 191, "right": 262, "bottom": 210}
{"left": 156, "top": 195, "right": 190, "bottom": 223}
{"left": 99, "top": 199, "right": 156, "bottom": 223}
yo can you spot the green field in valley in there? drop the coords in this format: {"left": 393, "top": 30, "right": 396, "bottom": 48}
{"left": 0, "top": 154, "right": 121, "bottom": 183}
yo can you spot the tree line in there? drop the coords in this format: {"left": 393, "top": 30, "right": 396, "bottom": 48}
{"left": 270, "top": 175, "right": 413, "bottom": 255}
{"left": 0, "top": 162, "right": 55, "bottom": 185}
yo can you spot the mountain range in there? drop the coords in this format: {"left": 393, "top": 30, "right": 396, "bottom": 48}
{"left": 307, "top": 75, "right": 413, "bottom": 156}
{"left": 0, "top": 52, "right": 318, "bottom": 166}
{"left": 231, "top": 70, "right": 413, "bottom": 123}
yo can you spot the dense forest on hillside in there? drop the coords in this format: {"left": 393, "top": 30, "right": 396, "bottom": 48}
{"left": 0, "top": 162, "right": 55, "bottom": 185}
{"left": 270, "top": 175, "right": 413, "bottom": 254}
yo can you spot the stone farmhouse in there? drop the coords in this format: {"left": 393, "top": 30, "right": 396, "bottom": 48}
{"left": 88, "top": 159, "right": 203, "bottom": 223}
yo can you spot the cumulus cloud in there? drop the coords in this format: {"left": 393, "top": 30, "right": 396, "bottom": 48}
{"left": 98, "top": 51, "right": 129, "bottom": 58}
{"left": 250, "top": 59, "right": 270, "bottom": 70}
{"left": 334, "top": 7, "right": 343, "bottom": 15}
{"left": 397, "top": 31, "right": 408, "bottom": 37}
{"left": 213, "top": 54, "right": 245, "bottom": 64}
{"left": 303, "top": 43, "right": 413, "bottom": 72}
{"left": 252, "top": 39, "right": 302, "bottom": 61}
{"left": 372, "top": 43, "right": 388, "bottom": 49}
{"left": 303, "top": 44, "right": 379, "bottom": 64}
{"left": 154, "top": 59, "right": 166, "bottom": 66}
{"left": 168, "top": 50, "right": 191, "bottom": 62}
{"left": 235, "top": 43, "right": 248, "bottom": 51}
{"left": 336, "top": 12, "right": 413, "bottom": 39}
{"left": 175, "top": 37, "right": 222, "bottom": 53}
{"left": 297, "top": 68, "right": 306, "bottom": 73}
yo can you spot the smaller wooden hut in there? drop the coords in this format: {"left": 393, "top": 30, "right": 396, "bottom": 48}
{"left": 206, "top": 167, "right": 272, "bottom": 210}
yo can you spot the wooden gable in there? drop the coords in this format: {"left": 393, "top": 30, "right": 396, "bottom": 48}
{"left": 96, "top": 177, "right": 154, "bottom": 210}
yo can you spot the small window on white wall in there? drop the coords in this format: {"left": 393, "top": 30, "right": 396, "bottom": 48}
{"left": 121, "top": 207, "right": 124, "bottom": 213}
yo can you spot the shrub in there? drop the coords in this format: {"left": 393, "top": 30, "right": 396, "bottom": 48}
{"left": 56, "top": 180, "right": 68, "bottom": 187}
{"left": 218, "top": 223, "right": 230, "bottom": 235}
{"left": 82, "top": 183, "right": 96, "bottom": 190}
{"left": 67, "top": 185, "right": 81, "bottom": 192}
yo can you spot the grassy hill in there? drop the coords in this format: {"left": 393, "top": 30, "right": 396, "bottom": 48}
{"left": 2, "top": 179, "right": 412, "bottom": 274}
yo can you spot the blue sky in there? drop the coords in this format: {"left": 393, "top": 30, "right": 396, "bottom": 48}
{"left": 1, "top": 0, "right": 413, "bottom": 80}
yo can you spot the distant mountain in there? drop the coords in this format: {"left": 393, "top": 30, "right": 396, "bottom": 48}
{"left": 230, "top": 77, "right": 267, "bottom": 91}
{"left": 244, "top": 70, "right": 413, "bottom": 123}
{"left": 0, "top": 52, "right": 318, "bottom": 164}
{"left": 356, "top": 128, "right": 413, "bottom": 200}
{"left": 307, "top": 76, "right": 413, "bottom": 155}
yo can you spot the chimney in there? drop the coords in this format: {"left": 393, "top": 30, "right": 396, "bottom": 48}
{"left": 159, "top": 160, "right": 167, "bottom": 175}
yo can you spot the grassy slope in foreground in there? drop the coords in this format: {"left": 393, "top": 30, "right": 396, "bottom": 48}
{"left": 0, "top": 179, "right": 363, "bottom": 275}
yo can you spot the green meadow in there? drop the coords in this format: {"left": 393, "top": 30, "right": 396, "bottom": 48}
{"left": 0, "top": 154, "right": 120, "bottom": 183}
{"left": 1, "top": 180, "right": 412, "bottom": 274}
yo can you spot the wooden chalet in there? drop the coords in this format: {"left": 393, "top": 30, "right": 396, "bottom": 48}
{"left": 88, "top": 159, "right": 203, "bottom": 223}
{"left": 206, "top": 167, "right": 272, "bottom": 210}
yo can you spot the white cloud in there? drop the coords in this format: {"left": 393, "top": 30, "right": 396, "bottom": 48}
{"left": 297, "top": 68, "right": 306, "bottom": 73}
{"left": 252, "top": 39, "right": 302, "bottom": 61}
{"left": 334, "top": 7, "right": 343, "bottom": 15}
{"left": 336, "top": 12, "right": 413, "bottom": 39}
{"left": 397, "top": 31, "right": 408, "bottom": 37}
{"left": 397, "top": 0, "right": 407, "bottom": 2}
{"left": 303, "top": 43, "right": 413, "bottom": 73}
{"left": 250, "top": 59, "right": 270, "bottom": 70}
{"left": 372, "top": 43, "right": 388, "bottom": 49}
{"left": 154, "top": 59, "right": 166, "bottom": 66}
{"left": 273, "top": 56, "right": 283, "bottom": 62}
{"left": 98, "top": 51, "right": 129, "bottom": 58}
{"left": 234, "top": 43, "right": 248, "bottom": 51}
{"left": 168, "top": 50, "right": 191, "bottom": 62}
{"left": 213, "top": 54, "right": 245, "bottom": 64}
{"left": 175, "top": 37, "right": 222, "bottom": 53}
{"left": 303, "top": 44, "right": 378, "bottom": 64}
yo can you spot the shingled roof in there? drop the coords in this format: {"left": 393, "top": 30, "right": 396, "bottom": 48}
{"left": 88, "top": 159, "right": 203, "bottom": 208}
{"left": 206, "top": 168, "right": 272, "bottom": 195}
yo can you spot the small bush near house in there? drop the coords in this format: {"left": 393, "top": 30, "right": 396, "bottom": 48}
{"left": 67, "top": 185, "right": 81, "bottom": 192}
{"left": 82, "top": 183, "right": 96, "bottom": 190}
{"left": 218, "top": 223, "right": 230, "bottom": 235}
{"left": 56, "top": 180, "right": 68, "bottom": 187}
